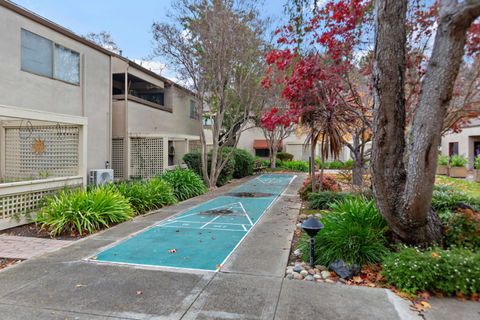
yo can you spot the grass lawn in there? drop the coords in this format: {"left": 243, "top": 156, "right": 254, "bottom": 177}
{"left": 435, "top": 175, "right": 480, "bottom": 198}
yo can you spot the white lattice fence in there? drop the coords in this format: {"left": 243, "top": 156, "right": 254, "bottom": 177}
{"left": 4, "top": 125, "right": 79, "bottom": 180}
{"left": 129, "top": 137, "right": 164, "bottom": 179}
{"left": 112, "top": 139, "right": 124, "bottom": 180}
{"left": 0, "top": 177, "right": 82, "bottom": 230}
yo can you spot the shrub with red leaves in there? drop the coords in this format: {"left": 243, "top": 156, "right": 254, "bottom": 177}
{"left": 299, "top": 174, "right": 342, "bottom": 200}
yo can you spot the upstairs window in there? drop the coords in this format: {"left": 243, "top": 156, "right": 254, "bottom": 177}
{"left": 190, "top": 100, "right": 198, "bottom": 119}
{"left": 54, "top": 44, "right": 80, "bottom": 84}
{"left": 21, "top": 29, "right": 80, "bottom": 85}
{"left": 21, "top": 29, "right": 53, "bottom": 78}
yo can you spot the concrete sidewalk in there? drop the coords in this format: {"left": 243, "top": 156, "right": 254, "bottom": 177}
{"left": 0, "top": 174, "right": 476, "bottom": 320}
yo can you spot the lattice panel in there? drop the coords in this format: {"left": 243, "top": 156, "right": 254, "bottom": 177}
{"left": 189, "top": 140, "right": 202, "bottom": 153}
{"left": 111, "top": 139, "right": 125, "bottom": 180}
{"left": 0, "top": 185, "right": 77, "bottom": 222}
{"left": 130, "top": 137, "right": 164, "bottom": 179}
{"left": 4, "top": 126, "right": 79, "bottom": 180}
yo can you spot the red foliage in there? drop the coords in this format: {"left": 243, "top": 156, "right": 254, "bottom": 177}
{"left": 299, "top": 174, "right": 342, "bottom": 200}
{"left": 260, "top": 107, "right": 298, "bottom": 132}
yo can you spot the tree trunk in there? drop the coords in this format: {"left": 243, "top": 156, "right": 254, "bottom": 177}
{"left": 372, "top": 0, "right": 480, "bottom": 245}
{"left": 310, "top": 135, "right": 318, "bottom": 192}
{"left": 352, "top": 156, "right": 364, "bottom": 187}
{"left": 270, "top": 142, "right": 278, "bottom": 169}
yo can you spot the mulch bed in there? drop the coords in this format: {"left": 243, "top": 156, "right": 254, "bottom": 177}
{"left": 0, "top": 223, "right": 82, "bottom": 240}
{"left": 0, "top": 258, "right": 23, "bottom": 271}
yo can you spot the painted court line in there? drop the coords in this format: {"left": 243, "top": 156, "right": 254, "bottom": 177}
{"left": 160, "top": 225, "right": 246, "bottom": 232}
{"left": 238, "top": 202, "right": 253, "bottom": 226}
{"left": 200, "top": 215, "right": 221, "bottom": 229}
{"left": 217, "top": 174, "right": 297, "bottom": 269}
{"left": 90, "top": 174, "right": 296, "bottom": 271}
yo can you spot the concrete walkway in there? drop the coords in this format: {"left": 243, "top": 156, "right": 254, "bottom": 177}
{"left": 0, "top": 235, "right": 72, "bottom": 259}
{"left": 0, "top": 175, "right": 477, "bottom": 320}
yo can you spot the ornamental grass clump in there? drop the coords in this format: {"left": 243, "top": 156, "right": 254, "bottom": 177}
{"left": 160, "top": 168, "right": 207, "bottom": 201}
{"left": 116, "top": 178, "right": 177, "bottom": 214}
{"left": 35, "top": 186, "right": 133, "bottom": 236}
{"left": 382, "top": 247, "right": 480, "bottom": 296}
{"left": 298, "top": 197, "right": 389, "bottom": 266}
{"left": 308, "top": 191, "right": 352, "bottom": 210}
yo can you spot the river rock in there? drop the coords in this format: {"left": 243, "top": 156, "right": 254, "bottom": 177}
{"left": 305, "top": 275, "right": 314, "bottom": 281}
{"left": 293, "top": 272, "right": 304, "bottom": 280}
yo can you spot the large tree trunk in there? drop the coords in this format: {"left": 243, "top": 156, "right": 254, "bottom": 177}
{"left": 372, "top": 0, "right": 480, "bottom": 245}
{"left": 352, "top": 156, "right": 364, "bottom": 187}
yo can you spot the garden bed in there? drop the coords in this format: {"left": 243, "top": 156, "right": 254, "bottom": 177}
{"left": 286, "top": 173, "right": 480, "bottom": 304}
{"left": 0, "top": 223, "right": 83, "bottom": 240}
{"left": 286, "top": 202, "right": 387, "bottom": 289}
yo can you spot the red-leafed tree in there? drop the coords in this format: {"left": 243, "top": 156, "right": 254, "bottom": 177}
{"left": 264, "top": 0, "right": 371, "bottom": 190}
{"left": 260, "top": 107, "right": 297, "bottom": 168}
{"left": 275, "top": 0, "right": 480, "bottom": 245}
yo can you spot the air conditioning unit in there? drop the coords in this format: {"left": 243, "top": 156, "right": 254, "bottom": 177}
{"left": 89, "top": 169, "right": 114, "bottom": 186}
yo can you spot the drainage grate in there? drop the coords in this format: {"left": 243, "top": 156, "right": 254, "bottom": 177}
{"left": 227, "top": 192, "right": 274, "bottom": 198}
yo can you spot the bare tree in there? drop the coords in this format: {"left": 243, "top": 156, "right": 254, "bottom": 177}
{"left": 84, "top": 31, "right": 120, "bottom": 54}
{"left": 152, "top": 0, "right": 266, "bottom": 189}
{"left": 443, "top": 56, "right": 480, "bottom": 134}
{"left": 371, "top": 0, "right": 480, "bottom": 245}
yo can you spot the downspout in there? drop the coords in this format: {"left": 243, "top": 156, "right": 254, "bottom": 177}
{"left": 81, "top": 54, "right": 86, "bottom": 117}
{"left": 107, "top": 57, "right": 112, "bottom": 168}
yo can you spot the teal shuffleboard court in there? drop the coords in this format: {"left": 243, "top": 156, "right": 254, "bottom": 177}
{"left": 93, "top": 174, "right": 295, "bottom": 271}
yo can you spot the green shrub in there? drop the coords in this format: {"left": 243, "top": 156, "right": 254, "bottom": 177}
{"left": 382, "top": 247, "right": 480, "bottom": 295}
{"left": 226, "top": 148, "right": 254, "bottom": 178}
{"left": 298, "top": 197, "right": 389, "bottom": 266}
{"left": 327, "top": 160, "right": 344, "bottom": 169}
{"left": 116, "top": 178, "right": 177, "bottom": 214}
{"left": 35, "top": 187, "right": 133, "bottom": 236}
{"left": 183, "top": 151, "right": 235, "bottom": 186}
{"left": 277, "top": 152, "right": 294, "bottom": 162}
{"left": 342, "top": 159, "right": 354, "bottom": 169}
{"left": 475, "top": 155, "right": 480, "bottom": 170}
{"left": 444, "top": 210, "right": 480, "bottom": 250}
{"left": 183, "top": 152, "right": 202, "bottom": 174}
{"left": 308, "top": 191, "right": 352, "bottom": 210}
{"left": 438, "top": 154, "right": 450, "bottom": 166}
{"left": 431, "top": 185, "right": 480, "bottom": 222}
{"left": 280, "top": 160, "right": 309, "bottom": 172}
{"left": 160, "top": 168, "right": 207, "bottom": 201}
{"left": 450, "top": 154, "right": 467, "bottom": 167}
{"left": 315, "top": 159, "right": 354, "bottom": 169}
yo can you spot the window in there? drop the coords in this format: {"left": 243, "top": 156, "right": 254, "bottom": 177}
{"left": 54, "top": 44, "right": 80, "bottom": 84}
{"left": 449, "top": 142, "right": 459, "bottom": 156}
{"left": 255, "top": 148, "right": 270, "bottom": 157}
{"left": 21, "top": 29, "right": 53, "bottom": 78}
{"left": 21, "top": 29, "right": 80, "bottom": 85}
{"left": 190, "top": 100, "right": 198, "bottom": 119}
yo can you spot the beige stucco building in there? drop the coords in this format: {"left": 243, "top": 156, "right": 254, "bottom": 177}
{"left": 441, "top": 118, "right": 480, "bottom": 169}
{"left": 204, "top": 121, "right": 352, "bottom": 162}
{"left": 0, "top": 0, "right": 200, "bottom": 229}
